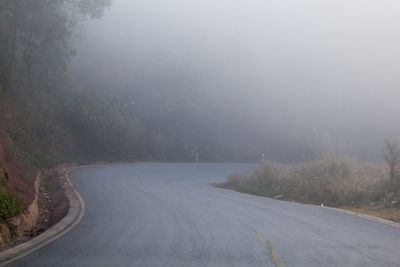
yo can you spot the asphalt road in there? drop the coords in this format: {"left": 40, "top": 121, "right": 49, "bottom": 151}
{"left": 9, "top": 163, "right": 400, "bottom": 266}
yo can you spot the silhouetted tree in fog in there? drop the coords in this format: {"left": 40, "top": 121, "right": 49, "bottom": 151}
{"left": 383, "top": 139, "right": 400, "bottom": 190}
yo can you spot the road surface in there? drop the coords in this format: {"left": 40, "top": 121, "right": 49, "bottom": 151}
{"left": 9, "top": 163, "right": 400, "bottom": 266}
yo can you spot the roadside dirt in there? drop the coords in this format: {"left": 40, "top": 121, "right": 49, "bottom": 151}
{"left": 342, "top": 205, "right": 400, "bottom": 223}
{"left": 0, "top": 166, "right": 70, "bottom": 249}
{"left": 216, "top": 182, "right": 400, "bottom": 224}
{"left": 21, "top": 166, "right": 70, "bottom": 243}
{"left": 23, "top": 167, "right": 69, "bottom": 239}
{"left": 0, "top": 139, "right": 36, "bottom": 210}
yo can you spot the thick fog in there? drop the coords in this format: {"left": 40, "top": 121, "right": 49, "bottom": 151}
{"left": 71, "top": 0, "right": 400, "bottom": 162}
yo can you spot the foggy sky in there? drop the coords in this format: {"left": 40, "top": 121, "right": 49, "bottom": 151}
{"left": 71, "top": 0, "right": 400, "bottom": 161}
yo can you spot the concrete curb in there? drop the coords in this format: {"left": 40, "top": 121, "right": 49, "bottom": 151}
{"left": 216, "top": 185, "right": 400, "bottom": 229}
{"left": 321, "top": 206, "right": 400, "bottom": 229}
{"left": 0, "top": 167, "right": 85, "bottom": 266}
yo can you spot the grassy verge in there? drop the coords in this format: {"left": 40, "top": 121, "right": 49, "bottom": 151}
{"left": 220, "top": 157, "right": 400, "bottom": 222}
{"left": 341, "top": 205, "right": 400, "bottom": 223}
{"left": 0, "top": 161, "right": 23, "bottom": 221}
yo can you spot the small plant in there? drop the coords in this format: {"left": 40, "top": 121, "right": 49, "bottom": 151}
{"left": 7, "top": 126, "right": 26, "bottom": 141}
{"left": 0, "top": 183, "right": 23, "bottom": 221}
{"left": 383, "top": 139, "right": 400, "bottom": 190}
{"left": 18, "top": 150, "right": 41, "bottom": 169}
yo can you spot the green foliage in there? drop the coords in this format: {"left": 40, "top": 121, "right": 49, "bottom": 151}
{"left": 0, "top": 0, "right": 112, "bottom": 92}
{"left": 0, "top": 0, "right": 253, "bottom": 165}
{"left": 7, "top": 125, "right": 26, "bottom": 141}
{"left": 0, "top": 0, "right": 248, "bottom": 165}
{"left": 66, "top": 89, "right": 143, "bottom": 160}
{"left": 18, "top": 150, "right": 41, "bottom": 169}
{"left": 16, "top": 150, "right": 69, "bottom": 169}
{"left": 41, "top": 154, "right": 66, "bottom": 168}
{"left": 0, "top": 183, "right": 23, "bottom": 221}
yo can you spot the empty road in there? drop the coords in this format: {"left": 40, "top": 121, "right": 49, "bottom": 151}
{"left": 9, "top": 163, "right": 400, "bottom": 266}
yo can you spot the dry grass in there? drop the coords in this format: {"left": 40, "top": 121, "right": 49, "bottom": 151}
{"left": 342, "top": 204, "right": 400, "bottom": 223}
{"left": 224, "top": 157, "right": 395, "bottom": 207}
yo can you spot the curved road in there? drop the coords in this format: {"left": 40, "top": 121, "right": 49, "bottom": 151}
{"left": 9, "top": 163, "right": 400, "bottom": 266}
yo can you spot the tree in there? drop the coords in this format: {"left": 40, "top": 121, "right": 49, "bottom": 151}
{"left": 0, "top": 0, "right": 112, "bottom": 92}
{"left": 383, "top": 139, "right": 400, "bottom": 189}
{"left": 77, "top": 0, "right": 112, "bottom": 19}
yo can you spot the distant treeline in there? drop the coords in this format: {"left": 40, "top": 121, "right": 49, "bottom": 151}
{"left": 0, "top": 0, "right": 239, "bottom": 165}
{"left": 0, "top": 0, "right": 381, "bottom": 166}
{"left": 2, "top": 0, "right": 305, "bottom": 165}
{"left": 0, "top": 0, "right": 139, "bottom": 166}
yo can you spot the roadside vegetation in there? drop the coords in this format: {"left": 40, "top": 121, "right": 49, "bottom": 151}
{"left": 221, "top": 141, "right": 400, "bottom": 222}
{"left": 0, "top": 0, "right": 115, "bottom": 224}
{"left": 0, "top": 0, "right": 240, "bottom": 225}
{"left": 1, "top": 0, "right": 400, "bottom": 226}
{"left": 0, "top": 160, "right": 22, "bottom": 221}
{"left": 0, "top": 184, "right": 23, "bottom": 222}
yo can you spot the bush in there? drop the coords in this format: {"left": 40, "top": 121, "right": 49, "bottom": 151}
{"left": 0, "top": 184, "right": 23, "bottom": 221}
{"left": 225, "top": 158, "right": 389, "bottom": 207}
{"left": 18, "top": 151, "right": 41, "bottom": 168}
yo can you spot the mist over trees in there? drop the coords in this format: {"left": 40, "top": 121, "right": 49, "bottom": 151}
{"left": 2, "top": 0, "right": 400, "bottom": 163}
{"left": 0, "top": 0, "right": 262, "bottom": 163}
{"left": 0, "top": 0, "right": 110, "bottom": 90}
{"left": 2, "top": 0, "right": 400, "bottom": 250}
{"left": 383, "top": 139, "right": 400, "bottom": 190}
{"left": 70, "top": 0, "right": 400, "bottom": 162}
{"left": 0, "top": 0, "right": 141, "bottom": 163}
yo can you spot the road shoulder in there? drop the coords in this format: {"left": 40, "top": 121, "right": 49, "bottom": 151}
{"left": 0, "top": 167, "right": 85, "bottom": 266}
